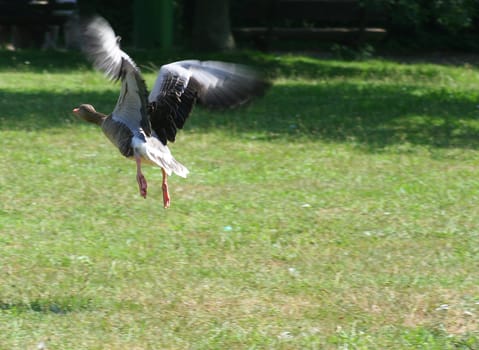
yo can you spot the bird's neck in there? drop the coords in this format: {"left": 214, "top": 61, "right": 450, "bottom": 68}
{"left": 84, "top": 111, "right": 107, "bottom": 126}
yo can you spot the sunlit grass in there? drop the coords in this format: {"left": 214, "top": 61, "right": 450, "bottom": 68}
{"left": 1, "top": 50, "right": 479, "bottom": 349}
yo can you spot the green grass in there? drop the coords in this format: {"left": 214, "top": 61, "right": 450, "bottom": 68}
{"left": 1, "top": 49, "right": 479, "bottom": 349}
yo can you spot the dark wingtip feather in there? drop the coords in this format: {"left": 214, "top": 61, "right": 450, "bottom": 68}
{"left": 199, "top": 72, "right": 271, "bottom": 110}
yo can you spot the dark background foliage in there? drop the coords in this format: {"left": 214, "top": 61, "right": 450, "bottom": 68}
{"left": 76, "top": 0, "right": 479, "bottom": 51}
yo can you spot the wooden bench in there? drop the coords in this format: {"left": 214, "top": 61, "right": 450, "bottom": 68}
{"left": 232, "top": 0, "right": 387, "bottom": 48}
{"left": 0, "top": 0, "right": 77, "bottom": 49}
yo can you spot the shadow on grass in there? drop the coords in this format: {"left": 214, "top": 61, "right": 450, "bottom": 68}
{"left": 207, "top": 82, "right": 479, "bottom": 149}
{"left": 3, "top": 79, "right": 477, "bottom": 149}
{"left": 3, "top": 49, "right": 478, "bottom": 81}
{"left": 0, "top": 296, "right": 93, "bottom": 314}
{"left": 0, "top": 90, "right": 116, "bottom": 131}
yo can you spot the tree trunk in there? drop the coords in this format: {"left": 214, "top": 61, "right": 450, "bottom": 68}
{"left": 192, "top": 0, "right": 235, "bottom": 51}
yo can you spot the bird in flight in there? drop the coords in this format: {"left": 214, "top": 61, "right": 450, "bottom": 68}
{"left": 73, "top": 16, "right": 269, "bottom": 208}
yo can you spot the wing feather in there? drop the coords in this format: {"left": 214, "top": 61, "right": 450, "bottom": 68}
{"left": 81, "top": 16, "right": 151, "bottom": 135}
{"left": 148, "top": 60, "right": 269, "bottom": 145}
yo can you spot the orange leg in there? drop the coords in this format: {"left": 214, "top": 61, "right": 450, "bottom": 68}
{"left": 135, "top": 155, "right": 147, "bottom": 198}
{"left": 162, "top": 168, "right": 170, "bottom": 208}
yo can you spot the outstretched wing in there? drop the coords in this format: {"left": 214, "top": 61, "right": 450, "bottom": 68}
{"left": 81, "top": 16, "right": 151, "bottom": 135}
{"left": 148, "top": 60, "right": 269, "bottom": 145}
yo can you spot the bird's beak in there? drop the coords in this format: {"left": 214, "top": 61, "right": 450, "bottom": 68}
{"left": 72, "top": 108, "right": 79, "bottom": 114}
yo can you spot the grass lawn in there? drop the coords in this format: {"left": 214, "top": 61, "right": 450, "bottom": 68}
{"left": 1, "top": 49, "right": 479, "bottom": 349}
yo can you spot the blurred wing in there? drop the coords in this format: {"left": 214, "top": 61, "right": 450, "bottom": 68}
{"left": 148, "top": 60, "right": 269, "bottom": 144}
{"left": 81, "top": 16, "right": 150, "bottom": 134}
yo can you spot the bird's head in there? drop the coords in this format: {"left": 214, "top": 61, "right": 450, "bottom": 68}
{"left": 72, "top": 104, "right": 104, "bottom": 125}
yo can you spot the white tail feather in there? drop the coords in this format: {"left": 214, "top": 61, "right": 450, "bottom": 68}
{"left": 145, "top": 141, "right": 189, "bottom": 178}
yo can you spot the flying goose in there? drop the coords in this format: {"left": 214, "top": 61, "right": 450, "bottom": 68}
{"left": 73, "top": 16, "right": 269, "bottom": 208}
